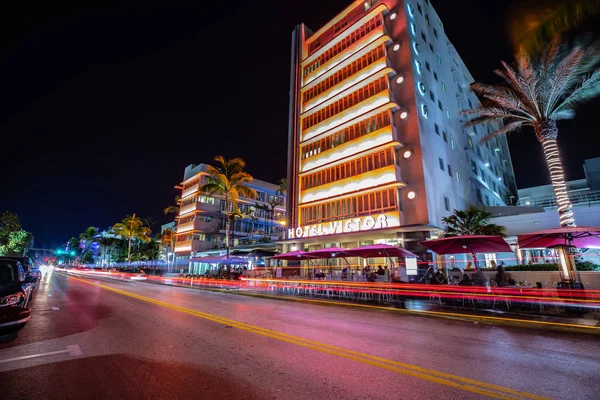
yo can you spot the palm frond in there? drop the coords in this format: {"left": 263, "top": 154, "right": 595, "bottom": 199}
{"left": 479, "top": 121, "right": 528, "bottom": 143}
{"left": 555, "top": 70, "right": 600, "bottom": 112}
{"left": 545, "top": 46, "right": 585, "bottom": 114}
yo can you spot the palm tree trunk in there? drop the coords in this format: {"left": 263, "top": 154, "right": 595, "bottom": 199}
{"left": 127, "top": 235, "right": 132, "bottom": 264}
{"left": 225, "top": 193, "right": 230, "bottom": 258}
{"left": 537, "top": 123, "right": 575, "bottom": 227}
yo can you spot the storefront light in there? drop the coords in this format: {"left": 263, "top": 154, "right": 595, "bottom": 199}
{"left": 390, "top": 12, "right": 397, "bottom": 20}
{"left": 407, "top": 191, "right": 417, "bottom": 200}
{"left": 403, "top": 149, "right": 413, "bottom": 159}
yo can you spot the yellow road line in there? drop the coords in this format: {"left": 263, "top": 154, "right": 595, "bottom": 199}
{"left": 69, "top": 275, "right": 549, "bottom": 400}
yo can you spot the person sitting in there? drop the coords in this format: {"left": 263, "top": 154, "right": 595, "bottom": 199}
{"left": 376, "top": 265, "right": 385, "bottom": 276}
{"left": 465, "top": 262, "right": 473, "bottom": 270}
{"left": 458, "top": 274, "right": 472, "bottom": 286}
{"left": 495, "top": 265, "right": 509, "bottom": 287}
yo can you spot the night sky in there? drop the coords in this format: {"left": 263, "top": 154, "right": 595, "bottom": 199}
{"left": 2, "top": 0, "right": 599, "bottom": 248}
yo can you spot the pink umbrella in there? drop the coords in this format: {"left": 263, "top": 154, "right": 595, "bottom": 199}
{"left": 305, "top": 246, "right": 352, "bottom": 259}
{"left": 419, "top": 235, "right": 512, "bottom": 269}
{"left": 271, "top": 250, "right": 315, "bottom": 260}
{"left": 345, "top": 244, "right": 417, "bottom": 259}
{"left": 518, "top": 226, "right": 600, "bottom": 249}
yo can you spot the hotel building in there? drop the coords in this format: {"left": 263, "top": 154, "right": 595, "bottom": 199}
{"left": 286, "top": 0, "right": 517, "bottom": 258}
{"left": 174, "top": 164, "right": 286, "bottom": 265}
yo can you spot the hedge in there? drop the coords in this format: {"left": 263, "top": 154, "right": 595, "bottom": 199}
{"left": 476, "top": 262, "right": 600, "bottom": 272}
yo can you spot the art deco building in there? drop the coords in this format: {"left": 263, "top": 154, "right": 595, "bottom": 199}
{"left": 286, "top": 0, "right": 517, "bottom": 255}
{"left": 174, "top": 164, "right": 286, "bottom": 265}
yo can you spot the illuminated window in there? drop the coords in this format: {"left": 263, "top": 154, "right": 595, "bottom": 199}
{"left": 407, "top": 4, "right": 415, "bottom": 17}
{"left": 437, "top": 53, "right": 442, "bottom": 64}
{"left": 410, "top": 22, "right": 416, "bottom": 35}
{"left": 421, "top": 104, "right": 428, "bottom": 118}
{"left": 441, "top": 81, "right": 446, "bottom": 91}
{"left": 446, "top": 108, "right": 451, "bottom": 119}
{"left": 418, "top": 82, "right": 426, "bottom": 95}
{"left": 450, "top": 136, "right": 455, "bottom": 149}
{"left": 455, "top": 170, "right": 460, "bottom": 182}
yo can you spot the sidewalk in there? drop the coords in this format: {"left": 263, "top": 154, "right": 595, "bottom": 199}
{"left": 145, "top": 276, "right": 600, "bottom": 335}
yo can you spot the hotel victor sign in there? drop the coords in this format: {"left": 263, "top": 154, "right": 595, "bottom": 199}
{"left": 288, "top": 213, "right": 399, "bottom": 239}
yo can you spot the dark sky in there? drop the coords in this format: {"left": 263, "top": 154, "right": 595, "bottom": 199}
{"left": 1, "top": 0, "right": 599, "bottom": 248}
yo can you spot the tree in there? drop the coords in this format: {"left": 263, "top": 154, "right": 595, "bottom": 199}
{"left": 159, "top": 228, "right": 175, "bottom": 269}
{"left": 112, "top": 213, "right": 152, "bottom": 263}
{"left": 264, "top": 197, "right": 281, "bottom": 238}
{"left": 163, "top": 196, "right": 181, "bottom": 215}
{"left": 79, "top": 227, "right": 98, "bottom": 252}
{"left": 0, "top": 211, "right": 32, "bottom": 256}
{"left": 276, "top": 178, "right": 287, "bottom": 196}
{"left": 97, "top": 236, "right": 116, "bottom": 267}
{"left": 442, "top": 206, "right": 506, "bottom": 269}
{"left": 464, "top": 37, "right": 600, "bottom": 227}
{"left": 199, "top": 156, "right": 257, "bottom": 258}
{"left": 509, "top": 0, "right": 600, "bottom": 57}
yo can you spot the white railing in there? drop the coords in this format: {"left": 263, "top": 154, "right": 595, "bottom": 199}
{"left": 517, "top": 188, "right": 600, "bottom": 208}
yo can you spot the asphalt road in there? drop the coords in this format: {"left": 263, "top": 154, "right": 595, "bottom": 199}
{"left": 1, "top": 271, "right": 599, "bottom": 400}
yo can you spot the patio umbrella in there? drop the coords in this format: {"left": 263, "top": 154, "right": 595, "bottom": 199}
{"left": 517, "top": 226, "right": 600, "bottom": 249}
{"left": 304, "top": 246, "right": 352, "bottom": 259}
{"left": 345, "top": 244, "right": 417, "bottom": 259}
{"left": 419, "top": 235, "right": 512, "bottom": 268}
{"left": 271, "top": 250, "right": 315, "bottom": 260}
{"left": 517, "top": 226, "right": 600, "bottom": 283}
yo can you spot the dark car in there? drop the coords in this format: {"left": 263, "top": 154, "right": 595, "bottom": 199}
{"left": 0, "top": 256, "right": 40, "bottom": 287}
{"left": 0, "top": 259, "right": 35, "bottom": 335}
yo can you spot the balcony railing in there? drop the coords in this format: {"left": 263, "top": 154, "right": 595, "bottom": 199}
{"left": 517, "top": 188, "right": 600, "bottom": 208}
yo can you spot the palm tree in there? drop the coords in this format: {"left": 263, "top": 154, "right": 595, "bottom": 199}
{"left": 264, "top": 197, "right": 281, "bottom": 238}
{"left": 276, "top": 178, "right": 287, "bottom": 196}
{"left": 163, "top": 196, "right": 181, "bottom": 215}
{"left": 112, "top": 213, "right": 152, "bottom": 263}
{"left": 442, "top": 206, "right": 506, "bottom": 268}
{"left": 159, "top": 228, "right": 175, "bottom": 270}
{"left": 199, "top": 156, "right": 257, "bottom": 258}
{"left": 228, "top": 208, "right": 245, "bottom": 246}
{"left": 509, "top": 0, "right": 600, "bottom": 57}
{"left": 79, "top": 226, "right": 98, "bottom": 252}
{"left": 464, "top": 37, "right": 600, "bottom": 227}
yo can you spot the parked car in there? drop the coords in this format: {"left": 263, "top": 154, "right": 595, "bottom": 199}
{"left": 109, "top": 267, "right": 147, "bottom": 281}
{"left": 0, "top": 256, "right": 40, "bottom": 288}
{"left": 0, "top": 259, "right": 35, "bottom": 335}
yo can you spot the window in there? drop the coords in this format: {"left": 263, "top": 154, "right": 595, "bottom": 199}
{"left": 425, "top": 14, "right": 430, "bottom": 26}
{"left": 433, "top": 71, "right": 438, "bottom": 81}
{"left": 408, "top": 4, "right": 415, "bottom": 17}
{"left": 455, "top": 170, "right": 460, "bottom": 182}
{"left": 476, "top": 188, "right": 482, "bottom": 203}
{"left": 439, "top": 157, "right": 445, "bottom": 171}
{"left": 442, "top": 130, "right": 447, "bottom": 142}
{"left": 429, "top": 90, "right": 435, "bottom": 102}
{"left": 417, "top": 3, "right": 422, "bottom": 14}
{"left": 421, "top": 104, "right": 429, "bottom": 118}
{"left": 471, "top": 160, "right": 477, "bottom": 173}
{"left": 441, "top": 81, "right": 446, "bottom": 92}
{"left": 450, "top": 136, "right": 455, "bottom": 149}
{"left": 421, "top": 31, "right": 427, "bottom": 42}
{"left": 433, "top": 28, "right": 438, "bottom": 38}
{"left": 418, "top": 82, "right": 426, "bottom": 95}
{"left": 468, "top": 137, "right": 473, "bottom": 148}
{"left": 446, "top": 108, "right": 451, "bottom": 119}
{"left": 415, "top": 60, "right": 422, "bottom": 74}
{"left": 444, "top": 196, "right": 450, "bottom": 211}
{"left": 485, "top": 194, "right": 490, "bottom": 206}
{"left": 426, "top": 61, "right": 431, "bottom": 71}
{"left": 413, "top": 42, "right": 420, "bottom": 54}
{"left": 410, "top": 22, "right": 416, "bottom": 35}
{"left": 438, "top": 100, "right": 443, "bottom": 111}
{"left": 447, "top": 164, "right": 452, "bottom": 177}
{"left": 429, "top": 43, "right": 434, "bottom": 52}
{"left": 434, "top": 123, "right": 440, "bottom": 135}
{"left": 437, "top": 52, "right": 442, "bottom": 64}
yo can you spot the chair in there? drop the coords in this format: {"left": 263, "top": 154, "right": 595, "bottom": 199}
{"left": 490, "top": 280, "right": 511, "bottom": 310}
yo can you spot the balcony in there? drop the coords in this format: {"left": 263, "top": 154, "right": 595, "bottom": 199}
{"left": 177, "top": 218, "right": 219, "bottom": 234}
{"left": 301, "top": 124, "right": 399, "bottom": 173}
{"left": 174, "top": 240, "right": 192, "bottom": 253}
{"left": 516, "top": 188, "right": 600, "bottom": 209}
{"left": 300, "top": 164, "right": 403, "bottom": 204}
{"left": 181, "top": 182, "right": 200, "bottom": 198}
{"left": 179, "top": 201, "right": 218, "bottom": 216}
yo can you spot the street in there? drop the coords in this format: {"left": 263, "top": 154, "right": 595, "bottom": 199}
{"left": 1, "top": 271, "right": 599, "bottom": 400}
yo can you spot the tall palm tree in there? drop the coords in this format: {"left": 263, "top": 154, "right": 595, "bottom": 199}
{"left": 79, "top": 226, "right": 98, "bottom": 253}
{"left": 276, "top": 178, "right": 287, "bottom": 196}
{"left": 442, "top": 206, "right": 507, "bottom": 268}
{"left": 200, "top": 156, "right": 257, "bottom": 258}
{"left": 97, "top": 236, "right": 116, "bottom": 267}
{"left": 464, "top": 37, "right": 600, "bottom": 227}
{"left": 159, "top": 228, "right": 175, "bottom": 270}
{"left": 163, "top": 196, "right": 181, "bottom": 215}
{"left": 509, "top": 0, "right": 600, "bottom": 57}
{"left": 264, "top": 197, "right": 281, "bottom": 238}
{"left": 112, "top": 213, "right": 152, "bottom": 263}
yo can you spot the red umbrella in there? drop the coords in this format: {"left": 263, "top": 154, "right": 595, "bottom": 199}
{"left": 271, "top": 250, "right": 315, "bottom": 260}
{"left": 518, "top": 226, "right": 600, "bottom": 249}
{"left": 345, "top": 243, "right": 417, "bottom": 259}
{"left": 419, "top": 235, "right": 512, "bottom": 254}
{"left": 305, "top": 246, "right": 352, "bottom": 259}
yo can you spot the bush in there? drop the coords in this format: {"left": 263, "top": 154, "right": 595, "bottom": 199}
{"left": 479, "top": 263, "right": 600, "bottom": 272}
